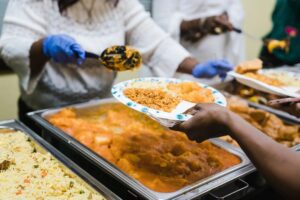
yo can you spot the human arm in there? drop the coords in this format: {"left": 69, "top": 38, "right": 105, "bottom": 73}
{"left": 121, "top": 0, "right": 190, "bottom": 77}
{"left": 121, "top": 0, "right": 233, "bottom": 78}
{"left": 180, "top": 12, "right": 234, "bottom": 42}
{"left": 180, "top": 0, "right": 244, "bottom": 43}
{"left": 29, "top": 35, "right": 86, "bottom": 77}
{"left": 153, "top": 0, "right": 235, "bottom": 43}
{"left": 29, "top": 39, "right": 49, "bottom": 80}
{"left": 0, "top": 0, "right": 85, "bottom": 94}
{"left": 0, "top": 0, "right": 47, "bottom": 94}
{"left": 173, "top": 104, "right": 300, "bottom": 199}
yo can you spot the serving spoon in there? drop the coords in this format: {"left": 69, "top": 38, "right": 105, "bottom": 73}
{"left": 85, "top": 45, "right": 142, "bottom": 71}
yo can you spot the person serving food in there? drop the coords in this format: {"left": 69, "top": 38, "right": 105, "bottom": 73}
{"left": 0, "top": 0, "right": 233, "bottom": 123}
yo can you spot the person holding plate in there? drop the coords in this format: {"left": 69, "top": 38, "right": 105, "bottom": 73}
{"left": 173, "top": 103, "right": 300, "bottom": 199}
{"left": 0, "top": 0, "right": 233, "bottom": 124}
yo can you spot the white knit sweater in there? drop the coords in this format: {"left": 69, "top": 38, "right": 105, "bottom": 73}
{"left": 0, "top": 0, "right": 190, "bottom": 109}
{"left": 152, "top": 0, "right": 245, "bottom": 85}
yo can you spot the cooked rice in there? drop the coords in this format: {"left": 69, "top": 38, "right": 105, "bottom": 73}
{"left": 124, "top": 88, "right": 180, "bottom": 112}
{"left": 0, "top": 131, "right": 105, "bottom": 200}
{"left": 124, "top": 82, "right": 215, "bottom": 112}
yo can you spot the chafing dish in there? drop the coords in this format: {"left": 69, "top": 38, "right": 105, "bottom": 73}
{"left": 0, "top": 119, "right": 120, "bottom": 200}
{"left": 28, "top": 98, "right": 254, "bottom": 200}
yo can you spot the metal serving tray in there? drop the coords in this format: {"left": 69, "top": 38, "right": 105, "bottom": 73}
{"left": 28, "top": 98, "right": 254, "bottom": 200}
{"left": 0, "top": 120, "right": 120, "bottom": 200}
{"left": 247, "top": 101, "right": 300, "bottom": 125}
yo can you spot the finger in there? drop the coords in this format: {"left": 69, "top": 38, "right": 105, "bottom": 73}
{"left": 215, "top": 18, "right": 233, "bottom": 31}
{"left": 268, "top": 98, "right": 300, "bottom": 106}
{"left": 55, "top": 54, "right": 68, "bottom": 64}
{"left": 219, "top": 72, "right": 227, "bottom": 81}
{"left": 171, "top": 122, "right": 208, "bottom": 143}
{"left": 183, "top": 104, "right": 203, "bottom": 114}
{"left": 71, "top": 44, "right": 85, "bottom": 58}
{"left": 71, "top": 44, "right": 86, "bottom": 65}
{"left": 188, "top": 132, "right": 209, "bottom": 143}
{"left": 170, "top": 122, "right": 183, "bottom": 131}
{"left": 213, "top": 60, "right": 233, "bottom": 71}
{"left": 178, "top": 111, "right": 206, "bottom": 131}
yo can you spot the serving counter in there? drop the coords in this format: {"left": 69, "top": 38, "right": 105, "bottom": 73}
{"left": 24, "top": 95, "right": 300, "bottom": 199}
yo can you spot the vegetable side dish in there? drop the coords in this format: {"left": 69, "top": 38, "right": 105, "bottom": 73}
{"left": 47, "top": 103, "right": 240, "bottom": 193}
{"left": 0, "top": 130, "right": 105, "bottom": 200}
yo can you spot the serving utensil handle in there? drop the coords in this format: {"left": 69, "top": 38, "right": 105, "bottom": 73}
{"left": 85, "top": 51, "right": 100, "bottom": 59}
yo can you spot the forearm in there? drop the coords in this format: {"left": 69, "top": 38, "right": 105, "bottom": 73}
{"left": 177, "top": 57, "right": 198, "bottom": 74}
{"left": 227, "top": 113, "right": 300, "bottom": 199}
{"left": 29, "top": 38, "right": 48, "bottom": 78}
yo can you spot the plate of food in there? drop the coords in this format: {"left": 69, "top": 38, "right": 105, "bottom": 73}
{"left": 228, "top": 59, "right": 300, "bottom": 98}
{"left": 111, "top": 77, "right": 226, "bottom": 126}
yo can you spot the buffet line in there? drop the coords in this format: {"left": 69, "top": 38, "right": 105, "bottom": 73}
{"left": 1, "top": 63, "right": 300, "bottom": 200}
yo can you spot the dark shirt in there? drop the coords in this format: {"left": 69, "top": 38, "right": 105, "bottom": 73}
{"left": 260, "top": 0, "right": 300, "bottom": 67}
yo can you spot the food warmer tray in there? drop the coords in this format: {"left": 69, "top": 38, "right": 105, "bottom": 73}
{"left": 0, "top": 119, "right": 120, "bottom": 200}
{"left": 28, "top": 98, "right": 254, "bottom": 200}
{"left": 247, "top": 101, "right": 300, "bottom": 125}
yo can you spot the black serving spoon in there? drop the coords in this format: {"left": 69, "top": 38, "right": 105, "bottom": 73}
{"left": 85, "top": 45, "right": 142, "bottom": 71}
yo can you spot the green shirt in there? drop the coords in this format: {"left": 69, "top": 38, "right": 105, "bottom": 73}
{"left": 261, "top": 0, "right": 300, "bottom": 66}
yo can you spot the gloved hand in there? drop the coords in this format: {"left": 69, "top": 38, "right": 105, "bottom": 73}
{"left": 43, "top": 34, "right": 85, "bottom": 65}
{"left": 192, "top": 60, "right": 233, "bottom": 79}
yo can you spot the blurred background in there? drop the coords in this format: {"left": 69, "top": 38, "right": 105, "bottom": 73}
{"left": 0, "top": 0, "right": 275, "bottom": 120}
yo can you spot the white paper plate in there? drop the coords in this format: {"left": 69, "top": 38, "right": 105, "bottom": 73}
{"left": 111, "top": 77, "right": 227, "bottom": 123}
{"left": 228, "top": 71, "right": 300, "bottom": 98}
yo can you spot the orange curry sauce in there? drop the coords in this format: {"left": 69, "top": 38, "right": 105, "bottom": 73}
{"left": 47, "top": 103, "right": 240, "bottom": 193}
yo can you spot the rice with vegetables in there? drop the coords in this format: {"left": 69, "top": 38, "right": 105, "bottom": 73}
{"left": 0, "top": 131, "right": 105, "bottom": 200}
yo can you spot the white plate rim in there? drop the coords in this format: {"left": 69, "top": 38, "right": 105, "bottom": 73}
{"left": 228, "top": 71, "right": 300, "bottom": 98}
{"left": 111, "top": 77, "right": 227, "bottom": 121}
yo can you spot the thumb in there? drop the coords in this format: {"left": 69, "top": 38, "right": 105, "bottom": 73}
{"left": 71, "top": 44, "right": 86, "bottom": 65}
{"left": 219, "top": 72, "right": 227, "bottom": 81}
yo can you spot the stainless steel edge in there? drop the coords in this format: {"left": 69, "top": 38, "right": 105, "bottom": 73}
{"left": 29, "top": 112, "right": 157, "bottom": 200}
{"left": 0, "top": 120, "right": 121, "bottom": 200}
{"left": 28, "top": 98, "right": 257, "bottom": 200}
{"left": 248, "top": 101, "right": 300, "bottom": 124}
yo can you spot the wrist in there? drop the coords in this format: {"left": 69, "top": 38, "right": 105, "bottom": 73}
{"left": 225, "top": 111, "right": 246, "bottom": 139}
{"left": 42, "top": 37, "right": 51, "bottom": 58}
{"left": 31, "top": 38, "right": 49, "bottom": 61}
{"left": 177, "top": 57, "right": 198, "bottom": 74}
{"left": 216, "top": 109, "right": 235, "bottom": 135}
{"left": 29, "top": 38, "right": 49, "bottom": 75}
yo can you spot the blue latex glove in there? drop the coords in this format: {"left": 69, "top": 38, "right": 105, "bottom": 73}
{"left": 192, "top": 60, "right": 233, "bottom": 80}
{"left": 43, "top": 34, "right": 85, "bottom": 65}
